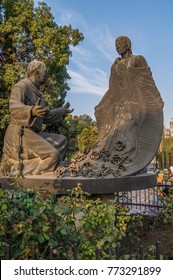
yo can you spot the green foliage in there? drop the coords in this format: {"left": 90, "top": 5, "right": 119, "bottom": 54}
{"left": 60, "top": 185, "right": 131, "bottom": 260}
{"left": 0, "top": 185, "right": 132, "bottom": 260}
{"left": 78, "top": 201, "right": 130, "bottom": 259}
{"left": 65, "top": 114, "right": 96, "bottom": 137}
{"left": 159, "top": 136, "right": 173, "bottom": 169}
{"left": 162, "top": 136, "right": 173, "bottom": 153}
{"left": 45, "top": 113, "right": 98, "bottom": 157}
{"left": 143, "top": 244, "right": 163, "bottom": 260}
{"left": 158, "top": 187, "right": 173, "bottom": 226}
{"left": 0, "top": 0, "right": 84, "bottom": 130}
{"left": 0, "top": 188, "right": 78, "bottom": 259}
{"left": 125, "top": 214, "right": 143, "bottom": 245}
{"left": 63, "top": 114, "right": 97, "bottom": 156}
{"left": 119, "top": 244, "right": 163, "bottom": 260}
{"left": 1, "top": 184, "right": 169, "bottom": 260}
{"left": 77, "top": 126, "right": 98, "bottom": 153}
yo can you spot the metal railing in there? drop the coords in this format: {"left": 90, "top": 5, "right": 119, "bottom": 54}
{"left": 115, "top": 184, "right": 170, "bottom": 215}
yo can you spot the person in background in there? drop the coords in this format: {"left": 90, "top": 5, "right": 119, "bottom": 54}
{"left": 157, "top": 170, "right": 163, "bottom": 185}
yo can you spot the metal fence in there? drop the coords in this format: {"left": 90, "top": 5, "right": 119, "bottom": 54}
{"left": 115, "top": 184, "right": 170, "bottom": 215}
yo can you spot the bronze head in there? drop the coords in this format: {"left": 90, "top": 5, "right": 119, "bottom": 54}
{"left": 115, "top": 36, "right": 132, "bottom": 55}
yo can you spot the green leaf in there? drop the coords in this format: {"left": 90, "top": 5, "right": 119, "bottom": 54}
{"left": 38, "top": 233, "right": 45, "bottom": 243}
{"left": 1, "top": 204, "right": 7, "bottom": 211}
{"left": 39, "top": 206, "right": 46, "bottom": 213}
{"left": 60, "top": 228, "right": 67, "bottom": 236}
{"left": 43, "top": 232, "right": 50, "bottom": 241}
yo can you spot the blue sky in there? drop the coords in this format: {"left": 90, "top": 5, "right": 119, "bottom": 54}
{"left": 35, "top": 0, "right": 173, "bottom": 128}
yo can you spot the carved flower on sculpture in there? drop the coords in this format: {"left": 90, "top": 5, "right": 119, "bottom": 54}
{"left": 100, "top": 164, "right": 112, "bottom": 176}
{"left": 115, "top": 141, "right": 125, "bottom": 151}
{"left": 90, "top": 151, "right": 101, "bottom": 160}
{"left": 100, "top": 149, "right": 110, "bottom": 161}
{"left": 68, "top": 161, "right": 79, "bottom": 177}
{"left": 95, "top": 170, "right": 103, "bottom": 178}
{"left": 112, "top": 169, "right": 121, "bottom": 177}
{"left": 80, "top": 161, "right": 93, "bottom": 177}
{"left": 75, "top": 152, "right": 86, "bottom": 162}
{"left": 111, "top": 155, "right": 123, "bottom": 165}
{"left": 55, "top": 166, "right": 66, "bottom": 177}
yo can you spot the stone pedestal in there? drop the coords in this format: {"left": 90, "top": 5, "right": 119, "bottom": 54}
{"left": 0, "top": 173, "right": 157, "bottom": 195}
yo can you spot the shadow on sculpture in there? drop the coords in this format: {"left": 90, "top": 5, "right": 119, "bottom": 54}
{"left": 0, "top": 36, "right": 163, "bottom": 186}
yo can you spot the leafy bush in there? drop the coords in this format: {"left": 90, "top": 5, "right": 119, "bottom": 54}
{"left": 2, "top": 184, "right": 168, "bottom": 260}
{"left": 0, "top": 188, "right": 77, "bottom": 259}
{"left": 61, "top": 185, "right": 131, "bottom": 259}
{"left": 0, "top": 184, "right": 132, "bottom": 260}
{"left": 158, "top": 187, "right": 173, "bottom": 225}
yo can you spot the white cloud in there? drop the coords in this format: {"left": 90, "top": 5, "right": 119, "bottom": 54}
{"left": 44, "top": 2, "right": 114, "bottom": 97}
{"left": 70, "top": 45, "right": 92, "bottom": 63}
{"left": 54, "top": 4, "right": 115, "bottom": 61}
{"left": 60, "top": 12, "right": 73, "bottom": 22}
{"left": 57, "top": 6, "right": 88, "bottom": 32}
{"left": 88, "top": 24, "right": 115, "bottom": 62}
{"left": 68, "top": 44, "right": 109, "bottom": 97}
{"left": 68, "top": 67, "right": 108, "bottom": 96}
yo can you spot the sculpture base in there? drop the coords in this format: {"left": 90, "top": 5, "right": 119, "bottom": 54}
{"left": 0, "top": 173, "right": 157, "bottom": 195}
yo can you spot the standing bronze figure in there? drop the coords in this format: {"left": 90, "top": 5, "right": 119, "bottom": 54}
{"left": 80, "top": 36, "right": 164, "bottom": 177}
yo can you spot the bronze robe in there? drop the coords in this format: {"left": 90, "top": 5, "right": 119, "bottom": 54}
{"left": 1, "top": 78, "right": 67, "bottom": 176}
{"left": 81, "top": 55, "right": 163, "bottom": 176}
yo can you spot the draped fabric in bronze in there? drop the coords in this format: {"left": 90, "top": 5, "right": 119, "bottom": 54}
{"left": 81, "top": 55, "right": 163, "bottom": 176}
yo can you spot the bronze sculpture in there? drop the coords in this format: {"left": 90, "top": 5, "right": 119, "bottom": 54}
{"left": 0, "top": 60, "right": 73, "bottom": 176}
{"left": 78, "top": 36, "right": 164, "bottom": 177}
{"left": 0, "top": 37, "right": 164, "bottom": 179}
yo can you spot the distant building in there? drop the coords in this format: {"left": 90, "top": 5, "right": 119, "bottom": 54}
{"left": 164, "top": 127, "right": 171, "bottom": 138}
{"left": 164, "top": 119, "right": 173, "bottom": 137}
{"left": 170, "top": 118, "right": 173, "bottom": 136}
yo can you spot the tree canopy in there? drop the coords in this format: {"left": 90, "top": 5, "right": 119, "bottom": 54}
{"left": 0, "top": 0, "right": 84, "bottom": 130}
